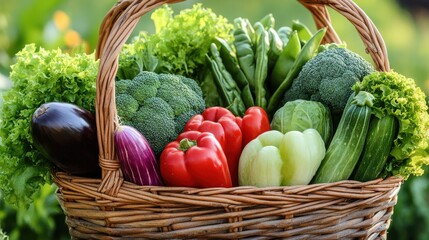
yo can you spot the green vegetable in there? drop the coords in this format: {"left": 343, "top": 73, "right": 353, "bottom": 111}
{"left": 267, "top": 28, "right": 283, "bottom": 72}
{"left": 352, "top": 71, "right": 429, "bottom": 179}
{"left": 206, "top": 43, "right": 246, "bottom": 116}
{"left": 257, "top": 13, "right": 275, "bottom": 30}
{"left": 253, "top": 22, "right": 270, "bottom": 109}
{"left": 115, "top": 71, "right": 205, "bottom": 155}
{"left": 238, "top": 129, "right": 325, "bottom": 187}
{"left": 215, "top": 37, "right": 254, "bottom": 108}
{"left": 267, "top": 28, "right": 327, "bottom": 115}
{"left": 233, "top": 27, "right": 256, "bottom": 90}
{"left": 277, "top": 26, "right": 292, "bottom": 46}
{"left": 269, "top": 30, "right": 301, "bottom": 91}
{"left": 282, "top": 46, "right": 375, "bottom": 122}
{"left": 117, "top": 4, "right": 233, "bottom": 79}
{"left": 312, "top": 91, "right": 374, "bottom": 183}
{"left": 352, "top": 114, "right": 398, "bottom": 181}
{"left": 0, "top": 44, "right": 98, "bottom": 208}
{"left": 292, "top": 20, "right": 313, "bottom": 43}
{"left": 271, "top": 99, "right": 333, "bottom": 145}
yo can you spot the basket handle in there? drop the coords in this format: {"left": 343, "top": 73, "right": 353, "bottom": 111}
{"left": 94, "top": 0, "right": 390, "bottom": 195}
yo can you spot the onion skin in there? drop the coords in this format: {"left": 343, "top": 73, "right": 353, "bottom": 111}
{"left": 114, "top": 125, "right": 163, "bottom": 186}
{"left": 31, "top": 102, "right": 100, "bottom": 177}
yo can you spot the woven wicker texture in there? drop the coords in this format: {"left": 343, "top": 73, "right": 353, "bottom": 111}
{"left": 52, "top": 0, "right": 402, "bottom": 239}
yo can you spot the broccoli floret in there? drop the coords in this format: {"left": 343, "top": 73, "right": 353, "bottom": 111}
{"left": 115, "top": 71, "right": 205, "bottom": 155}
{"left": 157, "top": 73, "right": 205, "bottom": 116}
{"left": 131, "top": 97, "right": 176, "bottom": 155}
{"left": 282, "top": 47, "right": 374, "bottom": 119}
{"left": 128, "top": 71, "right": 161, "bottom": 103}
{"left": 115, "top": 79, "right": 132, "bottom": 95}
{"left": 116, "top": 94, "right": 139, "bottom": 120}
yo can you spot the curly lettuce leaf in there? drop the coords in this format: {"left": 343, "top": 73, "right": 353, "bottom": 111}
{"left": 0, "top": 44, "right": 98, "bottom": 208}
{"left": 353, "top": 71, "right": 429, "bottom": 179}
{"left": 117, "top": 4, "right": 233, "bottom": 80}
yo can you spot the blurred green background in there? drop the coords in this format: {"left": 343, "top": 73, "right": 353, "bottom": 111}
{"left": 0, "top": 0, "right": 428, "bottom": 239}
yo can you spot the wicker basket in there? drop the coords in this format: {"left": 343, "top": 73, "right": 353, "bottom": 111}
{"left": 52, "top": 0, "right": 403, "bottom": 239}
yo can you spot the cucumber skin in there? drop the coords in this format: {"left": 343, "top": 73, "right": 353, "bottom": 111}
{"left": 352, "top": 115, "right": 398, "bottom": 182}
{"left": 312, "top": 103, "right": 372, "bottom": 183}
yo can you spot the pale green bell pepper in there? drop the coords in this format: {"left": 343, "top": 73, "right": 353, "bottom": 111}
{"left": 238, "top": 129, "right": 325, "bottom": 187}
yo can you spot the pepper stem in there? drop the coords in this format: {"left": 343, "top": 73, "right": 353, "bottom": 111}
{"left": 178, "top": 138, "right": 197, "bottom": 152}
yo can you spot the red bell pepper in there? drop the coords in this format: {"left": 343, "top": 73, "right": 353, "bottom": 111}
{"left": 241, "top": 106, "right": 271, "bottom": 147}
{"left": 185, "top": 107, "right": 242, "bottom": 186}
{"left": 160, "top": 131, "right": 232, "bottom": 188}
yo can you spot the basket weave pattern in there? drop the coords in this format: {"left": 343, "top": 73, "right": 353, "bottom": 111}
{"left": 53, "top": 0, "right": 403, "bottom": 239}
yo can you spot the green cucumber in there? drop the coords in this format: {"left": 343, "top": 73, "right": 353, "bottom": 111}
{"left": 352, "top": 115, "right": 398, "bottom": 182}
{"left": 312, "top": 91, "right": 373, "bottom": 183}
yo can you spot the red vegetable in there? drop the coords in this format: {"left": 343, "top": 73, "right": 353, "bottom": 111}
{"left": 160, "top": 131, "right": 232, "bottom": 188}
{"left": 183, "top": 106, "right": 270, "bottom": 186}
{"left": 114, "top": 125, "right": 163, "bottom": 186}
{"left": 184, "top": 107, "right": 242, "bottom": 186}
{"left": 31, "top": 102, "right": 100, "bottom": 177}
{"left": 241, "top": 106, "right": 271, "bottom": 147}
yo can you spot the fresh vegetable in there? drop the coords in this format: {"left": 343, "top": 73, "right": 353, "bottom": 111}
{"left": 240, "top": 106, "right": 271, "bottom": 147}
{"left": 352, "top": 115, "right": 398, "bottom": 181}
{"left": 160, "top": 131, "right": 232, "bottom": 188}
{"left": 267, "top": 28, "right": 327, "bottom": 115}
{"left": 292, "top": 20, "right": 313, "bottom": 43}
{"left": 269, "top": 30, "right": 301, "bottom": 91}
{"left": 352, "top": 71, "right": 429, "bottom": 179}
{"left": 0, "top": 44, "right": 97, "bottom": 208}
{"left": 215, "top": 37, "right": 254, "bottom": 108}
{"left": 184, "top": 106, "right": 270, "bottom": 186}
{"left": 117, "top": 4, "right": 233, "bottom": 80}
{"left": 206, "top": 44, "right": 246, "bottom": 116}
{"left": 271, "top": 99, "right": 333, "bottom": 145}
{"left": 114, "top": 125, "right": 163, "bottom": 186}
{"left": 233, "top": 27, "right": 255, "bottom": 90}
{"left": 115, "top": 71, "right": 205, "bottom": 156}
{"left": 184, "top": 107, "right": 242, "bottom": 186}
{"left": 31, "top": 102, "right": 100, "bottom": 177}
{"left": 312, "top": 91, "right": 374, "bottom": 183}
{"left": 238, "top": 129, "right": 325, "bottom": 187}
{"left": 253, "top": 22, "right": 270, "bottom": 109}
{"left": 282, "top": 46, "right": 375, "bottom": 122}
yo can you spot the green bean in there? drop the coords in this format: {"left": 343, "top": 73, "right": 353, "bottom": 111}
{"left": 267, "top": 28, "right": 327, "bottom": 114}
{"left": 233, "top": 28, "right": 256, "bottom": 90}
{"left": 216, "top": 37, "right": 255, "bottom": 108}
{"left": 277, "top": 26, "right": 292, "bottom": 46}
{"left": 254, "top": 22, "right": 270, "bottom": 109}
{"left": 292, "top": 20, "right": 313, "bottom": 43}
{"left": 207, "top": 44, "right": 246, "bottom": 116}
{"left": 270, "top": 30, "right": 301, "bottom": 91}
{"left": 234, "top": 17, "right": 256, "bottom": 45}
{"left": 257, "top": 13, "right": 275, "bottom": 30}
{"left": 267, "top": 28, "right": 283, "bottom": 73}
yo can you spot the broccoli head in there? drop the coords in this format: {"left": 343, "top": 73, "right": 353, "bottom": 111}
{"left": 115, "top": 71, "right": 205, "bottom": 155}
{"left": 282, "top": 47, "right": 375, "bottom": 119}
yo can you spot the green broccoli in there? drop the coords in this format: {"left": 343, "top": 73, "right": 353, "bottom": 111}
{"left": 131, "top": 97, "right": 176, "bottom": 155}
{"left": 116, "top": 94, "right": 139, "bottom": 120}
{"left": 282, "top": 47, "right": 375, "bottom": 120}
{"left": 115, "top": 71, "right": 205, "bottom": 155}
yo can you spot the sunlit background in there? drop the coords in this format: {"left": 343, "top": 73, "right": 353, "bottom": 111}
{"left": 0, "top": 0, "right": 428, "bottom": 239}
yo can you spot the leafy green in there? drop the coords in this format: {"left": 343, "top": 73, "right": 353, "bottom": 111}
{"left": 0, "top": 44, "right": 98, "bottom": 208}
{"left": 353, "top": 71, "right": 429, "bottom": 179}
{"left": 117, "top": 3, "right": 234, "bottom": 80}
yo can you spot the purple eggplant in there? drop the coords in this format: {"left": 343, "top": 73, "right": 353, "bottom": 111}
{"left": 114, "top": 125, "right": 163, "bottom": 186}
{"left": 31, "top": 102, "right": 100, "bottom": 177}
